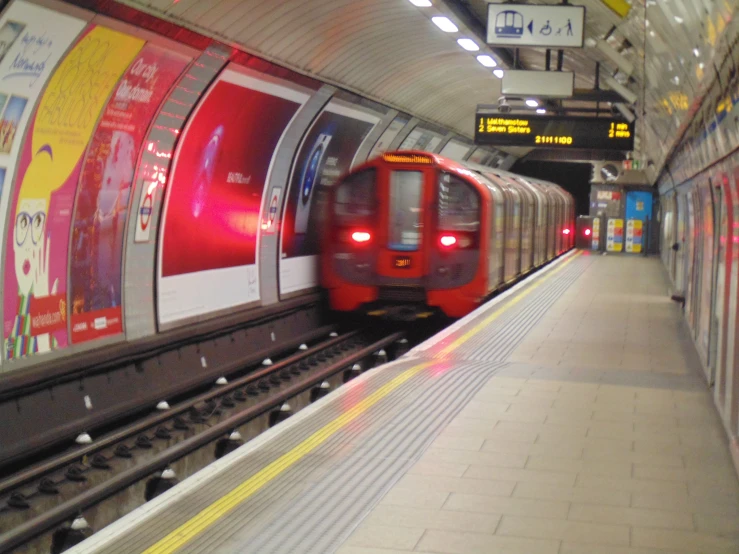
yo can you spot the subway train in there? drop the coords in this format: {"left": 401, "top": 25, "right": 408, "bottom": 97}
{"left": 321, "top": 151, "right": 575, "bottom": 319}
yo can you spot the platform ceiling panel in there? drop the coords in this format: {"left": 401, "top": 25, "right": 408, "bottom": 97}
{"left": 118, "top": 0, "right": 737, "bottom": 171}
{"left": 117, "top": 0, "right": 508, "bottom": 142}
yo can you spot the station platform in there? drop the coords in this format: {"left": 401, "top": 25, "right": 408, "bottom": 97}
{"left": 70, "top": 251, "right": 739, "bottom": 554}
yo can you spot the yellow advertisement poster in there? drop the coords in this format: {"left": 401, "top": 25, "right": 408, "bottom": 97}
{"left": 4, "top": 25, "right": 144, "bottom": 360}
{"left": 606, "top": 218, "right": 623, "bottom": 252}
{"left": 592, "top": 217, "right": 600, "bottom": 250}
{"left": 625, "top": 219, "right": 643, "bottom": 253}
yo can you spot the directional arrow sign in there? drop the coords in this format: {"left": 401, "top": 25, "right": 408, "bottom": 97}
{"left": 487, "top": 3, "right": 585, "bottom": 48}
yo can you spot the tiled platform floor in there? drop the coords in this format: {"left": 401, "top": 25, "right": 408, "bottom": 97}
{"left": 338, "top": 254, "right": 739, "bottom": 554}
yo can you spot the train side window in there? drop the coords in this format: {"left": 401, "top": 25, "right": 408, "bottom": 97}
{"left": 335, "top": 168, "right": 376, "bottom": 217}
{"left": 438, "top": 172, "right": 480, "bottom": 231}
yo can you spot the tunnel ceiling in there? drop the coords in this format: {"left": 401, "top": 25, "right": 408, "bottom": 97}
{"left": 118, "top": 0, "right": 737, "bottom": 173}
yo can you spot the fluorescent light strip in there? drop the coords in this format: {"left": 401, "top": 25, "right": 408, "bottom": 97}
{"left": 432, "top": 16, "right": 458, "bottom": 32}
{"left": 457, "top": 38, "right": 479, "bottom": 51}
{"left": 476, "top": 54, "right": 497, "bottom": 67}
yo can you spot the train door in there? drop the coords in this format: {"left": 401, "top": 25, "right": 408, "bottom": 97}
{"left": 661, "top": 193, "right": 676, "bottom": 274}
{"left": 518, "top": 185, "right": 535, "bottom": 272}
{"left": 377, "top": 165, "right": 435, "bottom": 281}
{"left": 726, "top": 162, "right": 739, "bottom": 432}
{"left": 675, "top": 193, "right": 687, "bottom": 293}
{"left": 685, "top": 189, "right": 699, "bottom": 335}
{"left": 489, "top": 184, "right": 505, "bottom": 289}
{"left": 479, "top": 172, "right": 507, "bottom": 288}
{"left": 503, "top": 186, "right": 522, "bottom": 281}
{"left": 715, "top": 170, "right": 732, "bottom": 412}
{"left": 699, "top": 178, "right": 719, "bottom": 382}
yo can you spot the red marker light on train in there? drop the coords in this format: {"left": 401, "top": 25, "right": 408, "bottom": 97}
{"left": 584, "top": 228, "right": 591, "bottom": 236}
{"left": 351, "top": 231, "right": 371, "bottom": 243}
{"left": 562, "top": 228, "right": 571, "bottom": 235}
{"left": 440, "top": 235, "right": 457, "bottom": 248}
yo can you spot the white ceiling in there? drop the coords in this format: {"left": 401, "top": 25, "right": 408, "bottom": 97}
{"left": 118, "top": 0, "right": 738, "bottom": 173}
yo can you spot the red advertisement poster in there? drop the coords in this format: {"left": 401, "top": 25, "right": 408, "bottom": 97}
{"left": 69, "top": 44, "right": 190, "bottom": 344}
{"left": 161, "top": 73, "right": 303, "bottom": 277}
{"left": 158, "top": 68, "right": 308, "bottom": 325}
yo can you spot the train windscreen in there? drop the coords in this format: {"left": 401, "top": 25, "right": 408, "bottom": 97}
{"left": 389, "top": 170, "right": 423, "bottom": 251}
{"left": 438, "top": 172, "right": 480, "bottom": 231}
{"left": 334, "top": 168, "right": 376, "bottom": 220}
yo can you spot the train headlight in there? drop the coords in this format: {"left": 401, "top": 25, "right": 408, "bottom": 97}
{"left": 439, "top": 234, "right": 457, "bottom": 248}
{"left": 351, "top": 230, "right": 372, "bottom": 244}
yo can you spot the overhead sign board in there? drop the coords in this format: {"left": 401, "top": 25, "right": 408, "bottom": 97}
{"left": 487, "top": 3, "right": 585, "bottom": 48}
{"left": 475, "top": 113, "right": 634, "bottom": 151}
{"left": 502, "top": 70, "right": 574, "bottom": 98}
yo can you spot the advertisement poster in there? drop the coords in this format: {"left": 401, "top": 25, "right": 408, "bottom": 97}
{"left": 468, "top": 147, "right": 492, "bottom": 165}
{"left": 606, "top": 218, "right": 624, "bottom": 252}
{"left": 625, "top": 219, "right": 642, "bottom": 253}
{"left": 0, "top": 2, "right": 87, "bottom": 364}
{"left": 591, "top": 217, "right": 600, "bottom": 250}
{"left": 158, "top": 67, "right": 309, "bottom": 325}
{"left": 279, "top": 101, "right": 380, "bottom": 294}
{"left": 69, "top": 44, "right": 190, "bottom": 343}
{"left": 399, "top": 126, "right": 443, "bottom": 152}
{"left": 440, "top": 139, "right": 472, "bottom": 161}
{"left": 3, "top": 26, "right": 144, "bottom": 361}
{"left": 367, "top": 115, "right": 407, "bottom": 160}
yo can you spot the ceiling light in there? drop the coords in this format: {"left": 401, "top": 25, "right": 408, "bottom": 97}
{"left": 525, "top": 99, "right": 539, "bottom": 107}
{"left": 699, "top": 62, "right": 705, "bottom": 69}
{"left": 674, "top": 16, "right": 683, "bottom": 23}
{"left": 457, "top": 38, "right": 479, "bottom": 51}
{"left": 649, "top": 30, "right": 656, "bottom": 37}
{"left": 493, "top": 69, "right": 504, "bottom": 78}
{"left": 408, "top": 0, "right": 432, "bottom": 6}
{"left": 432, "top": 16, "right": 458, "bottom": 32}
{"left": 476, "top": 54, "right": 497, "bottom": 67}
{"left": 645, "top": 19, "right": 650, "bottom": 27}
{"left": 693, "top": 48, "right": 700, "bottom": 57}
{"left": 536, "top": 108, "right": 546, "bottom": 114}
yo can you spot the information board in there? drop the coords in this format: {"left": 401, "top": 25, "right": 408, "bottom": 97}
{"left": 487, "top": 3, "right": 585, "bottom": 48}
{"left": 475, "top": 114, "right": 634, "bottom": 150}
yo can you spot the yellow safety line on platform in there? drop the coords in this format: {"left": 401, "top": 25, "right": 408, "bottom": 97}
{"left": 142, "top": 250, "right": 582, "bottom": 554}
{"left": 142, "top": 360, "right": 433, "bottom": 554}
{"left": 438, "top": 250, "right": 582, "bottom": 356}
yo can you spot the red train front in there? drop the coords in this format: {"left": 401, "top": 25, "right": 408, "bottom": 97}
{"left": 321, "top": 151, "right": 574, "bottom": 319}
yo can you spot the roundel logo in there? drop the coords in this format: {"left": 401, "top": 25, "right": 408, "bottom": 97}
{"left": 269, "top": 194, "right": 279, "bottom": 226}
{"left": 140, "top": 194, "right": 153, "bottom": 231}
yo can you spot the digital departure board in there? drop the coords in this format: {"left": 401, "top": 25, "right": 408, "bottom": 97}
{"left": 474, "top": 114, "right": 634, "bottom": 150}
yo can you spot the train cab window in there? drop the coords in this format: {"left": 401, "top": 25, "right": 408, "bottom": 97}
{"left": 438, "top": 172, "right": 480, "bottom": 231}
{"left": 389, "top": 170, "right": 423, "bottom": 251}
{"left": 334, "top": 168, "right": 376, "bottom": 218}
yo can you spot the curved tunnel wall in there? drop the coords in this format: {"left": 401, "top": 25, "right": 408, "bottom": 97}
{"left": 0, "top": 0, "right": 510, "bottom": 376}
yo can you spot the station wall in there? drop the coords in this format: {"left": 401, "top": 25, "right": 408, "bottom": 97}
{"left": 0, "top": 0, "right": 510, "bottom": 375}
{"left": 657, "top": 14, "right": 739, "bottom": 468}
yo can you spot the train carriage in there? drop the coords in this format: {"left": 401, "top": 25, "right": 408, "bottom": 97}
{"left": 321, "top": 151, "right": 574, "bottom": 319}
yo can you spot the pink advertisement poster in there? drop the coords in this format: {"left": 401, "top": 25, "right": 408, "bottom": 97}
{"left": 3, "top": 26, "right": 144, "bottom": 361}
{"left": 69, "top": 44, "right": 190, "bottom": 344}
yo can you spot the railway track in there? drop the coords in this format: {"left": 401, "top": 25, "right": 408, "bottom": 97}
{"left": 0, "top": 327, "right": 414, "bottom": 554}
